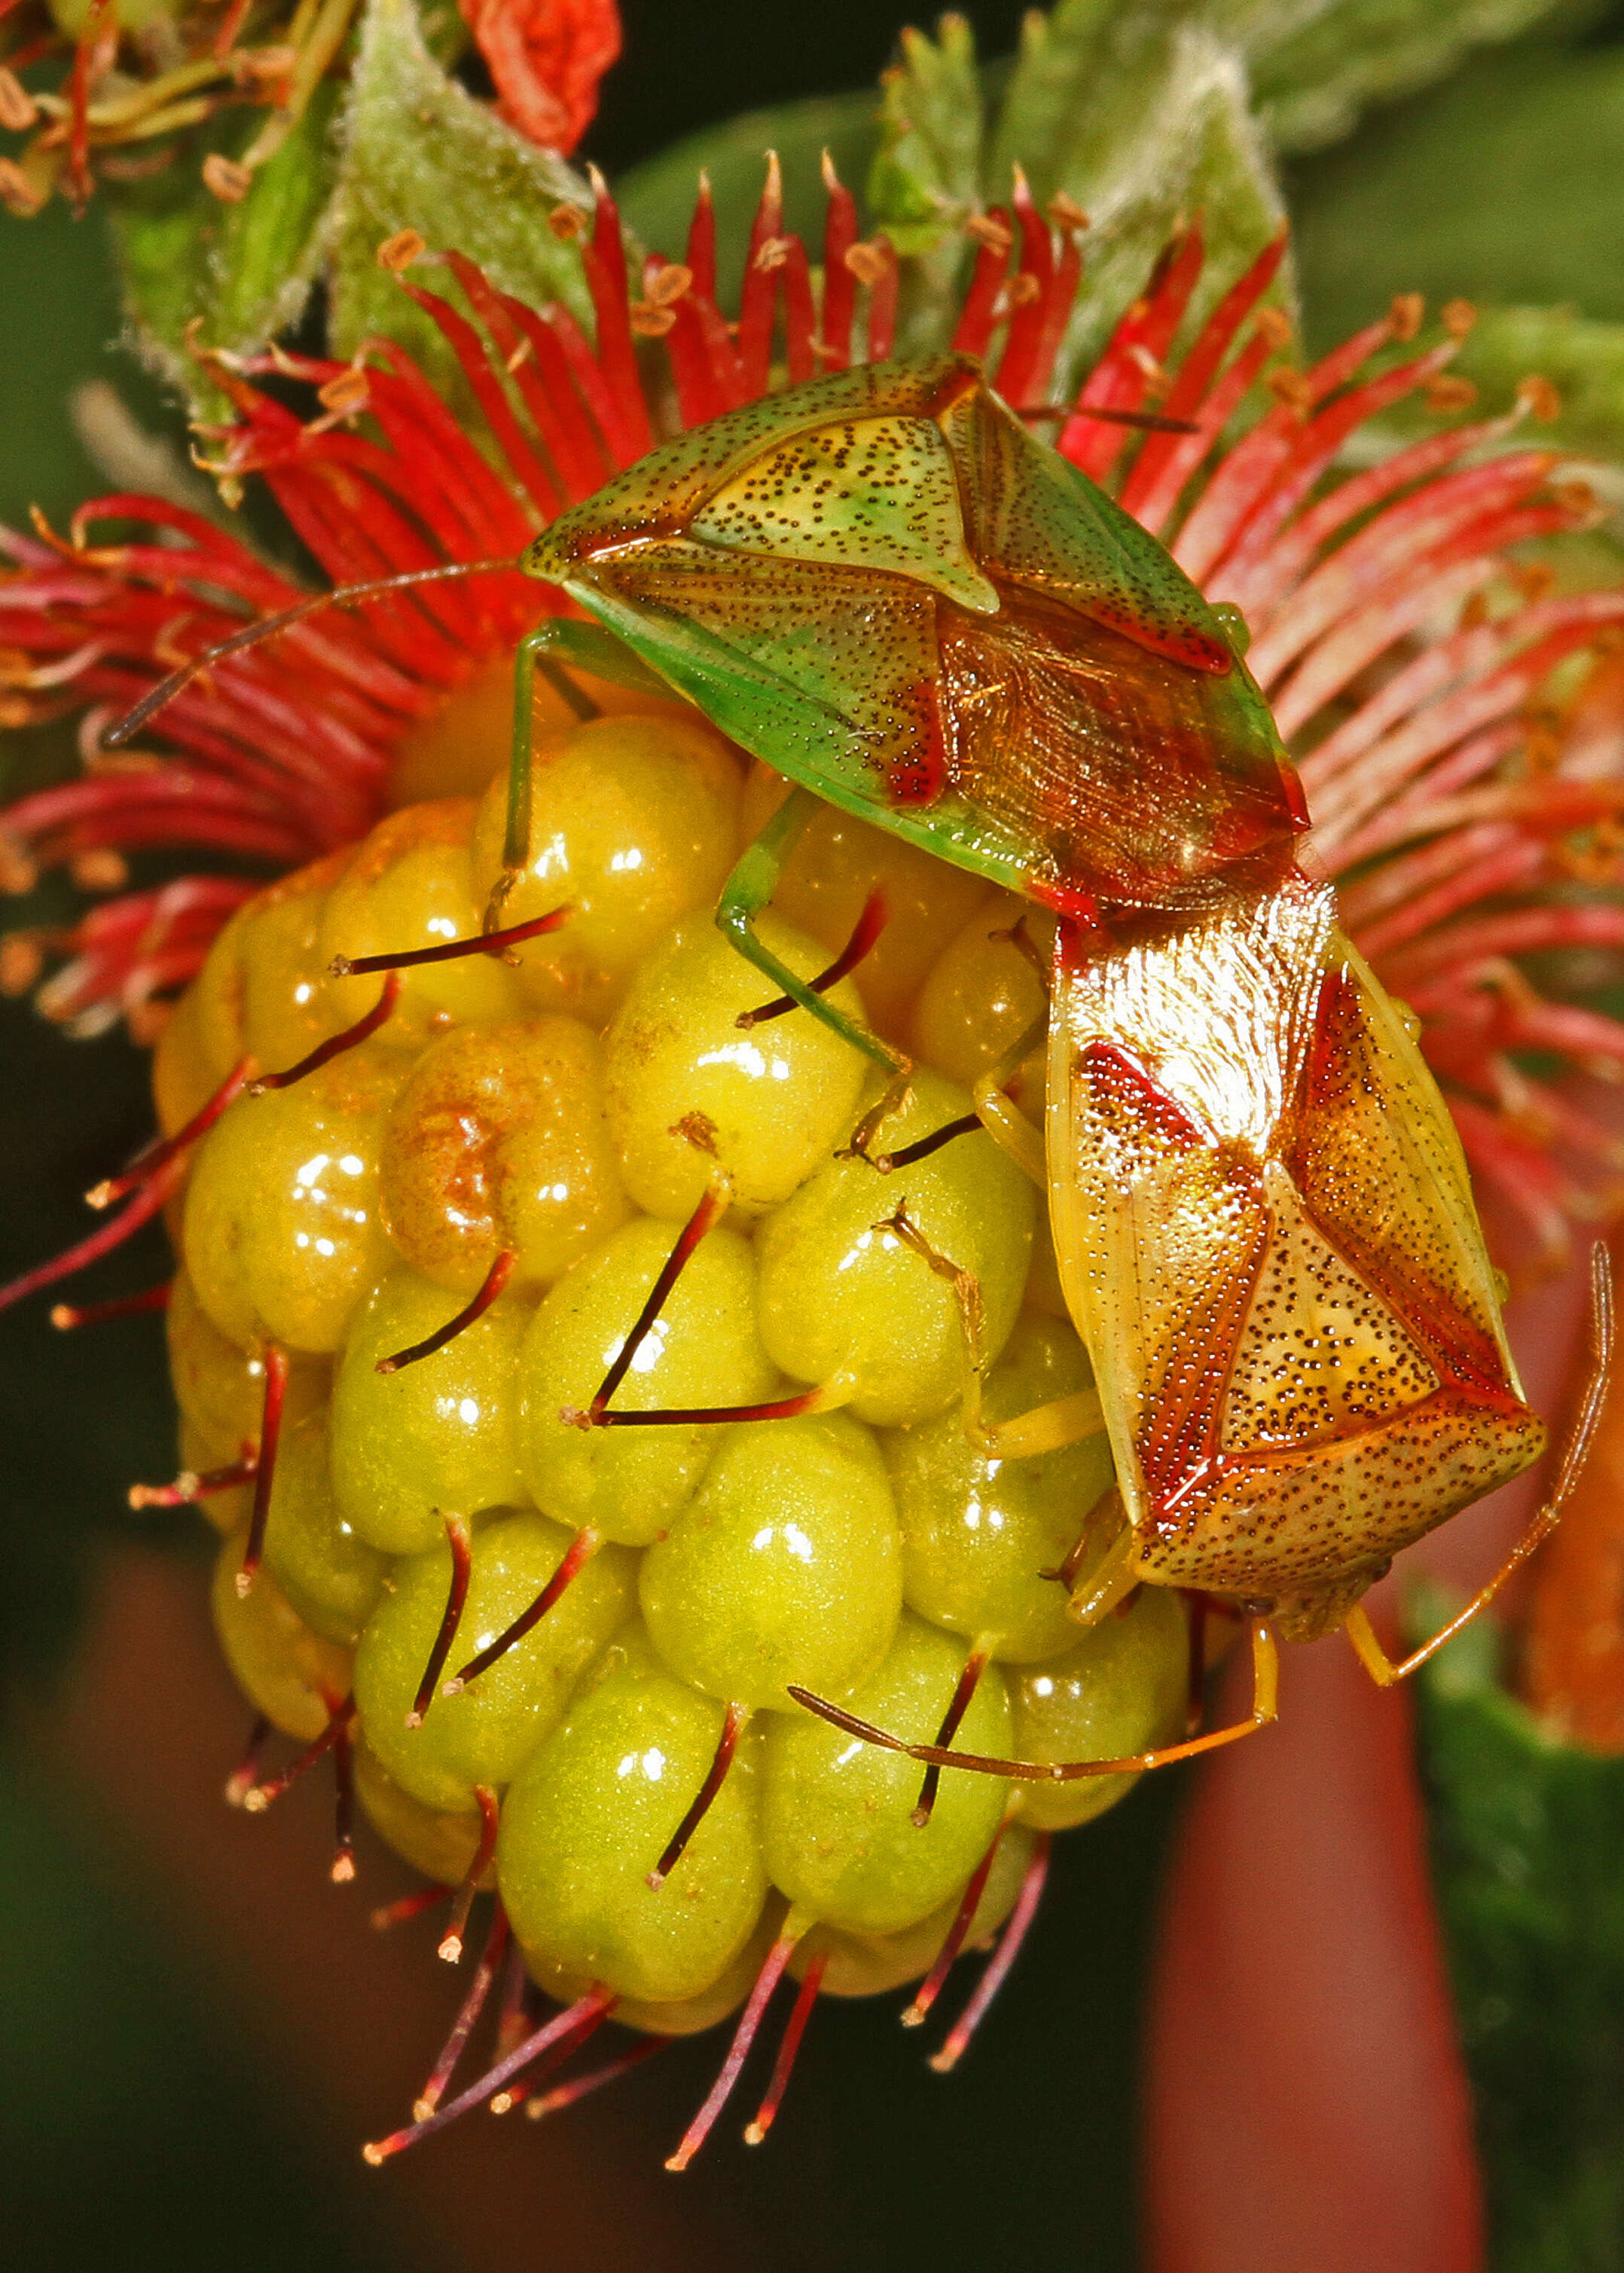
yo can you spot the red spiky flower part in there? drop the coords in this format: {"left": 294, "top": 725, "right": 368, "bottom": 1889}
{"left": 4, "top": 159, "right": 1622, "bottom": 1270}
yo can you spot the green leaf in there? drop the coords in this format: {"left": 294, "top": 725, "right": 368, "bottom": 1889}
{"left": 0, "top": 201, "right": 124, "bottom": 529}
{"left": 1420, "top": 1639, "right": 1624, "bottom": 2271}
{"left": 986, "top": 0, "right": 1578, "bottom": 173}
{"left": 108, "top": 83, "right": 342, "bottom": 415}
{"left": 867, "top": 14, "right": 985, "bottom": 258}
{"left": 1237, "top": 0, "right": 1578, "bottom": 155}
{"left": 988, "top": 0, "right": 1183, "bottom": 207}
{"left": 1290, "top": 42, "right": 1624, "bottom": 347}
{"left": 327, "top": 0, "right": 594, "bottom": 401}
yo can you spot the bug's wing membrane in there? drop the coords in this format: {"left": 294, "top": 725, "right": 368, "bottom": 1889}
{"left": 1048, "top": 880, "right": 1544, "bottom": 1637}
{"left": 936, "top": 598, "right": 1296, "bottom": 913}
{"left": 942, "top": 386, "right": 1306, "bottom": 855}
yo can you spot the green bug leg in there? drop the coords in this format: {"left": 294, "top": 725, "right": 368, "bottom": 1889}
{"left": 716, "top": 787, "right": 911, "bottom": 1095}
{"left": 484, "top": 618, "right": 673, "bottom": 933}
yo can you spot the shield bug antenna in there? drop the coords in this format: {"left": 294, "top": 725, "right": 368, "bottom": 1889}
{"left": 102, "top": 558, "right": 522, "bottom": 750}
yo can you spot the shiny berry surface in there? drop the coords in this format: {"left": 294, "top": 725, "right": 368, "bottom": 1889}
{"left": 140, "top": 704, "right": 1194, "bottom": 2091}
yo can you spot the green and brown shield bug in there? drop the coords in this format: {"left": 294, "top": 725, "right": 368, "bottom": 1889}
{"left": 104, "top": 348, "right": 1607, "bottom": 1792}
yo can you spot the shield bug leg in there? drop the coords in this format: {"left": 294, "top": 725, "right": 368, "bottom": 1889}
{"left": 487, "top": 616, "right": 670, "bottom": 932}
{"left": 786, "top": 1616, "right": 1281, "bottom": 1783}
{"left": 1344, "top": 1244, "right": 1613, "bottom": 1688}
{"left": 970, "top": 1014, "right": 1049, "bottom": 1188}
{"left": 968, "top": 1387, "right": 1106, "bottom": 1463}
{"left": 1064, "top": 1518, "right": 1142, "bottom": 1625}
{"left": 737, "top": 887, "right": 889, "bottom": 1029}
{"left": 1043, "top": 1491, "right": 1123, "bottom": 1594}
{"left": 881, "top": 1201, "right": 1103, "bottom": 1467}
{"left": 716, "top": 785, "right": 909, "bottom": 1082}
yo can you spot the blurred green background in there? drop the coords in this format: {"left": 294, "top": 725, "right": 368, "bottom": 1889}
{"left": 5, "top": 3, "right": 1624, "bottom": 2266}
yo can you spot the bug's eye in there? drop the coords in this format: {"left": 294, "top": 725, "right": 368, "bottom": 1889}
{"left": 1212, "top": 603, "right": 1251, "bottom": 658}
{"left": 689, "top": 416, "right": 1000, "bottom": 615}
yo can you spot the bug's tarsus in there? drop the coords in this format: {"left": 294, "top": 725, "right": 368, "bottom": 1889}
{"left": 1053, "top": 1500, "right": 1138, "bottom": 1621}
{"left": 878, "top": 1201, "right": 988, "bottom": 1404}
{"left": 376, "top": 1249, "right": 517, "bottom": 1375}
{"left": 972, "top": 1389, "right": 1106, "bottom": 1465}
{"left": 737, "top": 888, "right": 889, "bottom": 1027}
{"left": 407, "top": 1512, "right": 473, "bottom": 1729}
{"left": 251, "top": 978, "right": 398, "bottom": 1092}
{"left": 647, "top": 1700, "right": 749, "bottom": 1889}
{"left": 969, "top": 1011, "right": 1049, "bottom": 1188}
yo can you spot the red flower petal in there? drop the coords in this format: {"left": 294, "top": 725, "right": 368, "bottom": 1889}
{"left": 459, "top": 0, "right": 621, "bottom": 154}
